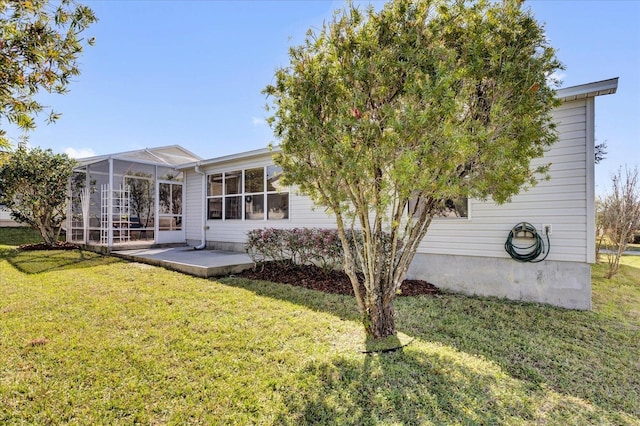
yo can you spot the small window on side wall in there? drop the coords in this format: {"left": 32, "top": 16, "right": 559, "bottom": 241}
{"left": 435, "top": 198, "right": 468, "bottom": 218}
{"left": 408, "top": 197, "right": 469, "bottom": 219}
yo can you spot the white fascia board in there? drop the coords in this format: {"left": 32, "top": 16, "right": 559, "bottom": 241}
{"left": 557, "top": 77, "right": 619, "bottom": 102}
{"left": 176, "top": 146, "right": 282, "bottom": 170}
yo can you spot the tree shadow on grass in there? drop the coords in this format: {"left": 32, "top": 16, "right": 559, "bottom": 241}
{"left": 220, "top": 276, "right": 639, "bottom": 421}
{"left": 1, "top": 247, "right": 121, "bottom": 275}
{"left": 272, "top": 342, "right": 621, "bottom": 425}
{"left": 394, "top": 296, "right": 640, "bottom": 418}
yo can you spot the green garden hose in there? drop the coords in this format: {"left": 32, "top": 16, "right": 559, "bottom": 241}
{"left": 504, "top": 222, "right": 550, "bottom": 263}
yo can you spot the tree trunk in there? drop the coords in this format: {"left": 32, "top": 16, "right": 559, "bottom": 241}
{"left": 37, "top": 219, "right": 58, "bottom": 247}
{"left": 363, "top": 286, "right": 396, "bottom": 339}
{"left": 41, "top": 226, "right": 57, "bottom": 246}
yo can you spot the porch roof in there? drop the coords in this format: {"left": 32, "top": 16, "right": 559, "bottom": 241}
{"left": 76, "top": 145, "right": 202, "bottom": 168}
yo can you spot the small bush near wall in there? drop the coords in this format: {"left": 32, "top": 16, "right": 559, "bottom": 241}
{"left": 246, "top": 228, "right": 400, "bottom": 275}
{"left": 246, "top": 228, "right": 343, "bottom": 273}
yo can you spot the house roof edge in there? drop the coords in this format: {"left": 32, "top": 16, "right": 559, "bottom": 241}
{"left": 176, "top": 146, "right": 282, "bottom": 170}
{"left": 557, "top": 77, "right": 618, "bottom": 102}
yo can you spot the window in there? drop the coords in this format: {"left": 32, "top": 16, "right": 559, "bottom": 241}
{"left": 207, "top": 166, "right": 288, "bottom": 220}
{"left": 267, "top": 165, "right": 284, "bottom": 191}
{"left": 207, "top": 174, "right": 222, "bottom": 219}
{"left": 267, "top": 193, "right": 288, "bottom": 219}
{"left": 225, "top": 170, "right": 241, "bottom": 195}
{"left": 266, "top": 165, "right": 288, "bottom": 219}
{"left": 437, "top": 198, "right": 468, "bottom": 218}
{"left": 408, "top": 196, "right": 469, "bottom": 219}
{"left": 245, "top": 167, "right": 265, "bottom": 220}
{"left": 245, "top": 168, "right": 263, "bottom": 193}
{"left": 208, "top": 173, "right": 223, "bottom": 196}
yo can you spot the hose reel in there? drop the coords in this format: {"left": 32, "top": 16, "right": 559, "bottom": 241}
{"left": 504, "top": 222, "right": 550, "bottom": 263}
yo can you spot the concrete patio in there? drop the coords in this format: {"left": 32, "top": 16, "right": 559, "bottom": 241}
{"left": 112, "top": 246, "right": 254, "bottom": 278}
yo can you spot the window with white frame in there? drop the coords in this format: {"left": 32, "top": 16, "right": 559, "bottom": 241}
{"left": 408, "top": 196, "right": 469, "bottom": 219}
{"left": 207, "top": 166, "right": 288, "bottom": 220}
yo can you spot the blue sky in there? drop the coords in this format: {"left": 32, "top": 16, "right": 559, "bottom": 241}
{"left": 9, "top": 0, "right": 640, "bottom": 194}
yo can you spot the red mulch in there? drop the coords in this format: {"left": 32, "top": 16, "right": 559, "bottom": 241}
{"left": 235, "top": 262, "right": 439, "bottom": 297}
{"left": 18, "top": 242, "right": 79, "bottom": 251}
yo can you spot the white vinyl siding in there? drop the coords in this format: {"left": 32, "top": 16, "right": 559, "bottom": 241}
{"left": 185, "top": 170, "right": 204, "bottom": 242}
{"left": 183, "top": 154, "right": 334, "bottom": 245}
{"left": 417, "top": 99, "right": 591, "bottom": 263}
{"left": 200, "top": 191, "right": 337, "bottom": 245}
{"left": 182, "top": 98, "right": 593, "bottom": 263}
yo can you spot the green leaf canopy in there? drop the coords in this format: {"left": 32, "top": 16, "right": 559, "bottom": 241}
{"left": 264, "top": 0, "right": 563, "bottom": 339}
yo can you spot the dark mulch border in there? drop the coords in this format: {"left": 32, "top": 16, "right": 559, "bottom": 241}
{"left": 14, "top": 245, "right": 439, "bottom": 298}
{"left": 235, "top": 262, "right": 439, "bottom": 297}
{"left": 18, "top": 242, "right": 79, "bottom": 251}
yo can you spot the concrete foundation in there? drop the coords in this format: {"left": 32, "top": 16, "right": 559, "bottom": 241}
{"left": 407, "top": 253, "right": 591, "bottom": 310}
{"left": 185, "top": 239, "right": 592, "bottom": 310}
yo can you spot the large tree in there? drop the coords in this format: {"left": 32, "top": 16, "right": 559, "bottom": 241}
{"left": 0, "top": 145, "right": 76, "bottom": 246}
{"left": 0, "top": 0, "right": 97, "bottom": 150}
{"left": 264, "top": 0, "right": 563, "bottom": 339}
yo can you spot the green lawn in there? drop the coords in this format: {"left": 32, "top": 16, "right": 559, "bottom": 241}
{"left": 1, "top": 228, "right": 638, "bottom": 424}
{"left": 592, "top": 255, "right": 640, "bottom": 325}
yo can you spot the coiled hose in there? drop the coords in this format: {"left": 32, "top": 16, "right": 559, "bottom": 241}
{"left": 504, "top": 222, "right": 550, "bottom": 263}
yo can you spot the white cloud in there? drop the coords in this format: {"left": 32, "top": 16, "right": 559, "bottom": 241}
{"left": 547, "top": 70, "right": 566, "bottom": 87}
{"left": 252, "top": 117, "right": 266, "bottom": 126}
{"left": 64, "top": 147, "right": 96, "bottom": 158}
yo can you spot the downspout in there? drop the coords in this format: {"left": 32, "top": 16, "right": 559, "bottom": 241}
{"left": 194, "top": 163, "right": 207, "bottom": 250}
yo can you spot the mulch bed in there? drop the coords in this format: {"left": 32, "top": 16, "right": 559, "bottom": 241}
{"left": 18, "top": 242, "right": 79, "bottom": 251}
{"left": 15, "top": 243, "right": 439, "bottom": 297}
{"left": 235, "top": 262, "right": 439, "bottom": 297}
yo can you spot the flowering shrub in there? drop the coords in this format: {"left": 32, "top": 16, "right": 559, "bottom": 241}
{"left": 246, "top": 228, "right": 343, "bottom": 273}
{"left": 245, "top": 228, "right": 290, "bottom": 267}
{"left": 246, "top": 227, "right": 400, "bottom": 275}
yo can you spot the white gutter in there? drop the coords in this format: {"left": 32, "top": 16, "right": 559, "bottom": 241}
{"left": 194, "top": 163, "right": 207, "bottom": 250}
{"left": 556, "top": 77, "right": 618, "bottom": 102}
{"left": 175, "top": 146, "right": 279, "bottom": 171}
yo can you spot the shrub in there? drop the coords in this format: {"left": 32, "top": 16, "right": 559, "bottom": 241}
{"left": 246, "top": 228, "right": 343, "bottom": 273}
{"left": 246, "top": 228, "right": 400, "bottom": 275}
{"left": 246, "top": 228, "right": 291, "bottom": 267}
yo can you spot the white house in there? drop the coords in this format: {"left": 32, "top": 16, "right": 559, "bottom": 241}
{"left": 68, "top": 78, "right": 618, "bottom": 310}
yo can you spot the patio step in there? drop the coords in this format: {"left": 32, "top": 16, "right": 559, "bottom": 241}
{"left": 111, "top": 246, "right": 254, "bottom": 278}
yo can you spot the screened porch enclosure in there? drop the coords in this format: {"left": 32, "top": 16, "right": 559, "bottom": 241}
{"left": 68, "top": 147, "right": 198, "bottom": 248}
